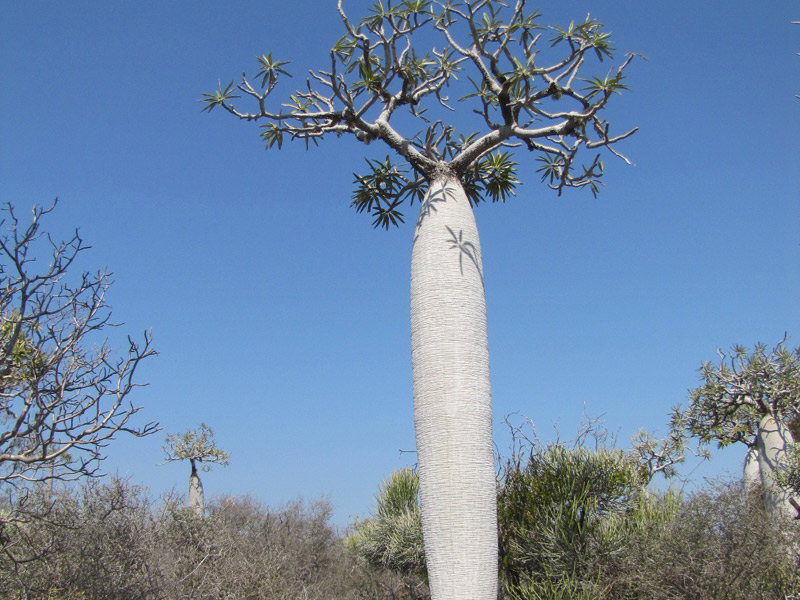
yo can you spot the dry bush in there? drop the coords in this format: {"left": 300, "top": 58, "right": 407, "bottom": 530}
{"left": 602, "top": 479, "right": 800, "bottom": 599}
{"left": 0, "top": 481, "right": 365, "bottom": 600}
{"left": 8, "top": 473, "right": 796, "bottom": 600}
{"left": 154, "top": 494, "right": 354, "bottom": 600}
{"left": 0, "top": 478, "right": 160, "bottom": 599}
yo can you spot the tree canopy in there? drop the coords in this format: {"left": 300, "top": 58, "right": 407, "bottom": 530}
{"left": 203, "top": 0, "right": 638, "bottom": 227}
{"left": 163, "top": 424, "right": 230, "bottom": 472}
{"left": 680, "top": 339, "right": 800, "bottom": 450}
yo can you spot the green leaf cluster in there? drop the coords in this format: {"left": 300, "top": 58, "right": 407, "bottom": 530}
{"left": 261, "top": 122, "right": 284, "bottom": 150}
{"left": 351, "top": 150, "right": 519, "bottom": 229}
{"left": 463, "top": 151, "right": 520, "bottom": 204}
{"left": 200, "top": 81, "right": 240, "bottom": 113}
{"left": 351, "top": 156, "right": 424, "bottom": 229}
{"left": 0, "top": 311, "right": 44, "bottom": 390}
{"left": 255, "top": 52, "right": 291, "bottom": 88}
{"left": 364, "top": 0, "right": 432, "bottom": 29}
{"left": 582, "top": 70, "right": 629, "bottom": 100}
{"left": 550, "top": 16, "right": 615, "bottom": 61}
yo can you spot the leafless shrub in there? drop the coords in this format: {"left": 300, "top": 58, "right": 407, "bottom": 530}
{"left": 603, "top": 479, "right": 800, "bottom": 599}
{"left": 0, "top": 481, "right": 365, "bottom": 600}
{"left": 0, "top": 477, "right": 160, "bottom": 599}
{"left": 154, "top": 494, "right": 352, "bottom": 600}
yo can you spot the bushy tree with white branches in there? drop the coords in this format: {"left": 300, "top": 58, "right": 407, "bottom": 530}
{"left": 204, "top": 2, "right": 637, "bottom": 597}
{"left": 677, "top": 338, "right": 800, "bottom": 521}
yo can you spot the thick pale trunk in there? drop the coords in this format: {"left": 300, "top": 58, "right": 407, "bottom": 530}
{"left": 743, "top": 445, "right": 760, "bottom": 489}
{"left": 755, "top": 414, "right": 795, "bottom": 520}
{"left": 410, "top": 176, "right": 497, "bottom": 600}
{"left": 189, "top": 460, "right": 204, "bottom": 517}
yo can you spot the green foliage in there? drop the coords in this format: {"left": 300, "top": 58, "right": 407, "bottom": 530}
{"left": 351, "top": 157, "right": 418, "bottom": 229}
{"left": 348, "top": 468, "right": 427, "bottom": 578}
{"left": 679, "top": 339, "right": 800, "bottom": 449}
{"left": 582, "top": 71, "right": 629, "bottom": 100}
{"left": 506, "top": 573, "right": 609, "bottom": 600}
{"left": 498, "top": 443, "right": 647, "bottom": 596}
{"left": 261, "top": 121, "right": 284, "bottom": 150}
{"left": 348, "top": 418, "right": 742, "bottom": 599}
{"left": 0, "top": 310, "right": 44, "bottom": 390}
{"left": 464, "top": 151, "right": 520, "bottom": 205}
{"left": 349, "top": 423, "right": 695, "bottom": 599}
{"left": 162, "top": 423, "right": 229, "bottom": 471}
{"left": 499, "top": 471, "right": 800, "bottom": 599}
{"left": 375, "top": 467, "right": 421, "bottom": 520}
{"left": 549, "top": 17, "right": 615, "bottom": 61}
{"left": 255, "top": 52, "right": 291, "bottom": 88}
{"left": 200, "top": 80, "right": 239, "bottom": 113}
{"left": 350, "top": 150, "right": 519, "bottom": 228}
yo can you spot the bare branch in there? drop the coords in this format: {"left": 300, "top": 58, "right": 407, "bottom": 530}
{"left": 0, "top": 201, "right": 158, "bottom": 486}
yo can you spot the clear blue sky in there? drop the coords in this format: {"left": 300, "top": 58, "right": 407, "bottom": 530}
{"left": 2, "top": 1, "right": 798, "bottom": 526}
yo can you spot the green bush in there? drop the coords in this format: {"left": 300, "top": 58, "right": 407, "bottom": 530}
{"left": 347, "top": 467, "right": 429, "bottom": 600}
{"left": 350, "top": 448, "right": 800, "bottom": 599}
{"left": 498, "top": 443, "right": 648, "bottom": 599}
{"left": 348, "top": 467, "right": 426, "bottom": 578}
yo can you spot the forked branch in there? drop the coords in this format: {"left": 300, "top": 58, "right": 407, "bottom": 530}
{"left": 203, "top": 0, "right": 639, "bottom": 225}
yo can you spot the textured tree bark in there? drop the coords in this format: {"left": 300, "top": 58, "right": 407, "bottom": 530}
{"left": 743, "top": 445, "right": 760, "bottom": 489}
{"left": 410, "top": 175, "right": 497, "bottom": 600}
{"left": 189, "top": 460, "right": 204, "bottom": 517}
{"left": 756, "top": 414, "right": 796, "bottom": 520}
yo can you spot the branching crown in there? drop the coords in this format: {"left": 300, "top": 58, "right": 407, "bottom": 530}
{"left": 203, "top": 0, "right": 638, "bottom": 228}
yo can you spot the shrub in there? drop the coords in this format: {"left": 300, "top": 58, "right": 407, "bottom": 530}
{"left": 152, "top": 494, "right": 355, "bottom": 600}
{"left": 498, "top": 441, "right": 648, "bottom": 598}
{"left": 347, "top": 467, "right": 429, "bottom": 600}
{"left": 0, "top": 481, "right": 362, "bottom": 600}
{"left": 604, "top": 479, "right": 800, "bottom": 599}
{"left": 0, "top": 478, "right": 159, "bottom": 599}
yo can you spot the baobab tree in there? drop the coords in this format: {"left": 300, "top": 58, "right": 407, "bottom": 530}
{"left": 163, "top": 424, "right": 229, "bottom": 517}
{"left": 203, "top": 1, "right": 636, "bottom": 597}
{"left": 678, "top": 339, "right": 800, "bottom": 521}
